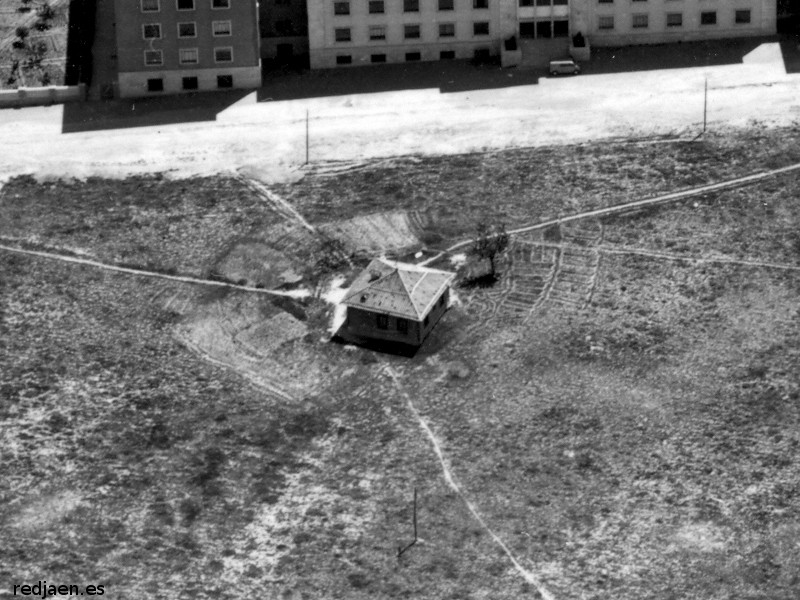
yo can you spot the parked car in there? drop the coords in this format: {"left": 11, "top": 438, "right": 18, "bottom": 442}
{"left": 549, "top": 59, "right": 581, "bottom": 76}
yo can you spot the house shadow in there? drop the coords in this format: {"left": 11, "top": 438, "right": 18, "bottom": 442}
{"left": 61, "top": 89, "right": 253, "bottom": 133}
{"left": 578, "top": 35, "right": 782, "bottom": 76}
{"left": 779, "top": 34, "right": 800, "bottom": 73}
{"left": 331, "top": 330, "right": 420, "bottom": 358}
{"left": 257, "top": 59, "right": 540, "bottom": 103}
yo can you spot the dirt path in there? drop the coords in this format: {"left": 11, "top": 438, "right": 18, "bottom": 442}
{"left": 0, "top": 241, "right": 312, "bottom": 298}
{"left": 421, "top": 161, "right": 800, "bottom": 266}
{"left": 382, "top": 364, "right": 557, "bottom": 600}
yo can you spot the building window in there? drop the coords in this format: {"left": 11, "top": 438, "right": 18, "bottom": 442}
{"left": 217, "top": 74, "right": 233, "bottom": 88}
{"left": 211, "top": 0, "right": 229, "bottom": 7}
{"left": 553, "top": 19, "right": 568, "bottom": 36}
{"left": 335, "top": 28, "right": 351, "bottom": 42}
{"left": 369, "top": 25, "right": 386, "bottom": 40}
{"left": 182, "top": 76, "right": 198, "bottom": 90}
{"left": 666, "top": 12, "right": 682, "bottom": 27}
{"left": 144, "top": 49, "right": 163, "bottom": 65}
{"left": 439, "top": 0, "right": 454, "bottom": 9}
{"left": 473, "top": 48, "right": 490, "bottom": 60}
{"left": 368, "top": 0, "right": 384, "bottom": 13}
{"left": 440, "top": 50, "right": 455, "bottom": 59}
{"left": 700, "top": 11, "right": 716, "bottom": 25}
{"left": 735, "top": 9, "right": 751, "bottom": 24}
{"left": 371, "top": 53, "right": 387, "bottom": 63}
{"left": 147, "top": 78, "right": 164, "bottom": 92}
{"left": 179, "top": 47, "right": 198, "bottom": 63}
{"left": 474, "top": 0, "right": 488, "bottom": 7}
{"left": 336, "top": 54, "right": 352, "bottom": 64}
{"left": 376, "top": 314, "right": 388, "bottom": 329}
{"left": 405, "top": 24, "right": 421, "bottom": 39}
{"left": 598, "top": 0, "right": 612, "bottom": 3}
{"left": 177, "top": 0, "right": 194, "bottom": 10}
{"left": 473, "top": 21, "right": 489, "bottom": 35}
{"left": 212, "top": 20, "right": 232, "bottom": 36}
{"left": 214, "top": 46, "right": 233, "bottom": 62}
{"left": 536, "top": 0, "right": 549, "bottom": 5}
{"left": 598, "top": 15, "right": 614, "bottom": 29}
{"left": 404, "top": 0, "right": 419, "bottom": 12}
{"left": 405, "top": 51, "right": 421, "bottom": 61}
{"left": 177, "top": 22, "right": 196, "bottom": 37}
{"left": 396, "top": 318, "right": 409, "bottom": 333}
{"left": 519, "top": 0, "right": 533, "bottom": 5}
{"left": 141, "top": 0, "right": 160, "bottom": 12}
{"left": 439, "top": 23, "right": 455, "bottom": 37}
{"left": 553, "top": 0, "right": 567, "bottom": 4}
{"left": 142, "top": 23, "right": 161, "bottom": 39}
{"left": 632, "top": 13, "right": 648, "bottom": 28}
{"left": 333, "top": 1, "right": 349, "bottom": 15}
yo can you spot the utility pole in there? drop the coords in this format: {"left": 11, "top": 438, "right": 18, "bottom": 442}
{"left": 703, "top": 77, "right": 708, "bottom": 133}
{"left": 305, "top": 109, "right": 309, "bottom": 165}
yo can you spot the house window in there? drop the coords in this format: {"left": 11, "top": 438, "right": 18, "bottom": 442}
{"left": 333, "top": 1, "right": 349, "bottom": 15}
{"left": 179, "top": 47, "right": 198, "bottom": 64}
{"left": 598, "top": 15, "right": 614, "bottom": 29}
{"left": 182, "top": 76, "right": 198, "bottom": 90}
{"left": 404, "top": 0, "right": 419, "bottom": 12}
{"left": 553, "top": 0, "right": 567, "bottom": 4}
{"left": 735, "top": 9, "right": 751, "bottom": 24}
{"left": 371, "top": 53, "right": 387, "bottom": 63}
{"left": 217, "top": 74, "right": 233, "bottom": 88}
{"left": 369, "top": 0, "right": 384, "bottom": 13}
{"left": 632, "top": 13, "right": 648, "bottom": 28}
{"left": 336, "top": 54, "right": 352, "bottom": 64}
{"left": 335, "top": 28, "right": 351, "bottom": 42}
{"left": 405, "top": 24, "right": 421, "bottom": 39}
{"left": 474, "top": 0, "right": 488, "bottom": 7}
{"left": 439, "top": 0, "right": 454, "bottom": 9}
{"left": 405, "top": 51, "right": 421, "bottom": 61}
{"left": 141, "top": 0, "right": 160, "bottom": 12}
{"left": 377, "top": 314, "right": 388, "bottom": 329}
{"left": 598, "top": 0, "right": 612, "bottom": 3}
{"left": 177, "top": 22, "right": 196, "bottom": 37}
{"left": 177, "top": 0, "right": 194, "bottom": 10}
{"left": 536, "top": 0, "right": 549, "bottom": 5}
{"left": 396, "top": 318, "right": 409, "bottom": 334}
{"left": 214, "top": 46, "right": 233, "bottom": 62}
{"left": 147, "top": 77, "right": 164, "bottom": 91}
{"left": 212, "top": 20, "right": 232, "bottom": 36}
{"left": 440, "top": 50, "right": 455, "bottom": 59}
{"left": 144, "top": 49, "right": 163, "bottom": 65}
{"left": 439, "top": 23, "right": 455, "bottom": 37}
{"left": 700, "top": 11, "right": 716, "bottom": 25}
{"left": 473, "top": 21, "right": 489, "bottom": 35}
{"left": 143, "top": 23, "right": 161, "bottom": 39}
{"left": 666, "top": 12, "right": 682, "bottom": 27}
{"left": 369, "top": 25, "right": 386, "bottom": 40}
{"left": 211, "top": 0, "right": 229, "bottom": 7}
{"left": 553, "top": 19, "right": 568, "bottom": 36}
{"left": 519, "top": 0, "right": 533, "bottom": 5}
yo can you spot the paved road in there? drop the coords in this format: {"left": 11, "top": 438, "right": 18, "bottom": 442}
{"left": 0, "top": 42, "right": 798, "bottom": 185}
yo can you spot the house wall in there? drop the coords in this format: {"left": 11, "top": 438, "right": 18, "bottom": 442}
{"left": 114, "top": 0, "right": 262, "bottom": 97}
{"left": 345, "top": 287, "right": 450, "bottom": 346}
{"left": 307, "top": 0, "right": 518, "bottom": 69}
{"left": 572, "top": 0, "right": 776, "bottom": 46}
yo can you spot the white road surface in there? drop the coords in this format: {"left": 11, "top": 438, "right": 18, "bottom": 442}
{"left": 0, "top": 42, "right": 798, "bottom": 185}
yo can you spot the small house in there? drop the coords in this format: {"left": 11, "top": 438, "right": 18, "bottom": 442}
{"left": 342, "top": 258, "right": 455, "bottom": 347}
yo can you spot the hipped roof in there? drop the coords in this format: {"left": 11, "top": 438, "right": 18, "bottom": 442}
{"left": 342, "top": 258, "right": 455, "bottom": 321}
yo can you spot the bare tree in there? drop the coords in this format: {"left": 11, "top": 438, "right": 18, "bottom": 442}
{"left": 469, "top": 221, "right": 509, "bottom": 280}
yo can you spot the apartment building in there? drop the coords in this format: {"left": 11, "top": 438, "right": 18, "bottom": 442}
{"left": 307, "top": 0, "right": 520, "bottom": 68}
{"left": 574, "top": 0, "right": 777, "bottom": 46}
{"left": 307, "top": 0, "right": 776, "bottom": 68}
{"left": 114, "top": 0, "right": 262, "bottom": 98}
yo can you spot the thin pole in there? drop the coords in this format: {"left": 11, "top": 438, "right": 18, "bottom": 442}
{"left": 703, "top": 77, "right": 708, "bottom": 133}
{"left": 305, "top": 109, "right": 309, "bottom": 165}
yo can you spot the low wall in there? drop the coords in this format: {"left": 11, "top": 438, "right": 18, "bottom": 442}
{"left": 0, "top": 84, "right": 86, "bottom": 109}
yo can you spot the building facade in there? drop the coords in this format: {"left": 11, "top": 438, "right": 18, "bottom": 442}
{"left": 307, "top": 0, "right": 776, "bottom": 69}
{"left": 114, "top": 0, "right": 262, "bottom": 98}
{"left": 260, "top": 0, "right": 310, "bottom": 66}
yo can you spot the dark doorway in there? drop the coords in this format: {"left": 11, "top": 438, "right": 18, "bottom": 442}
{"left": 520, "top": 21, "right": 535, "bottom": 38}
{"left": 276, "top": 43, "right": 294, "bottom": 61}
{"left": 553, "top": 20, "right": 569, "bottom": 37}
{"left": 536, "top": 21, "right": 552, "bottom": 39}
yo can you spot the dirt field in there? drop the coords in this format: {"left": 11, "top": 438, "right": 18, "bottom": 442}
{"left": 1, "top": 128, "right": 799, "bottom": 599}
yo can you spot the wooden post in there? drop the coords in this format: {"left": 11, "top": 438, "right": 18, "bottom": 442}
{"left": 397, "top": 487, "right": 418, "bottom": 558}
{"left": 305, "top": 109, "right": 309, "bottom": 165}
{"left": 703, "top": 77, "right": 708, "bottom": 133}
